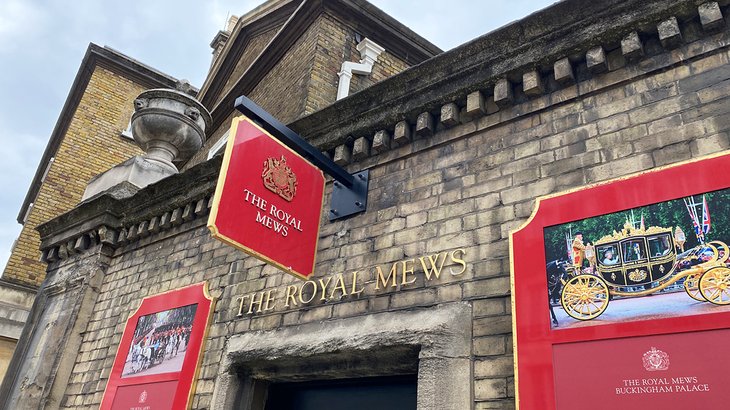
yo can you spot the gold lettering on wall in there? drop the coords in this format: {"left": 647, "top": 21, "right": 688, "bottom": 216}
{"left": 234, "top": 249, "right": 468, "bottom": 316}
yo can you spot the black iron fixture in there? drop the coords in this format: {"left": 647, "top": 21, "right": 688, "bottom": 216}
{"left": 234, "top": 95, "right": 369, "bottom": 221}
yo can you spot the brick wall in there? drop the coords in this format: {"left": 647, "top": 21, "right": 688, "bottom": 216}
{"left": 189, "top": 12, "right": 414, "bottom": 168}
{"left": 56, "top": 25, "right": 730, "bottom": 408}
{"left": 216, "top": 25, "right": 282, "bottom": 107}
{"left": 2, "top": 66, "right": 144, "bottom": 287}
{"left": 305, "top": 12, "right": 410, "bottom": 113}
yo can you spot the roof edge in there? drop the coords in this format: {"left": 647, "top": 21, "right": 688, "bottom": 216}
{"left": 16, "top": 43, "right": 181, "bottom": 224}
{"left": 204, "top": 0, "right": 443, "bottom": 142}
{"left": 288, "top": 0, "right": 708, "bottom": 150}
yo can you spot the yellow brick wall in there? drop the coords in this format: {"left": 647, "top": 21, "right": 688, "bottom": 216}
{"left": 186, "top": 13, "right": 415, "bottom": 169}
{"left": 2, "top": 66, "right": 145, "bottom": 286}
{"left": 216, "top": 25, "right": 282, "bottom": 107}
{"left": 305, "top": 12, "right": 411, "bottom": 115}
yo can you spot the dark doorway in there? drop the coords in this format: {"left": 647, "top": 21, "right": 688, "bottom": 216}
{"left": 264, "top": 375, "right": 417, "bottom": 410}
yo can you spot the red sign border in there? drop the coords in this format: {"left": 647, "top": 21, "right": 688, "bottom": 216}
{"left": 509, "top": 151, "right": 730, "bottom": 410}
{"left": 207, "top": 116, "right": 325, "bottom": 280}
{"left": 99, "top": 282, "right": 215, "bottom": 410}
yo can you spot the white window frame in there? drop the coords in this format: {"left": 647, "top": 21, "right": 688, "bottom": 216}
{"left": 207, "top": 130, "right": 230, "bottom": 160}
{"left": 121, "top": 119, "right": 133, "bottom": 139}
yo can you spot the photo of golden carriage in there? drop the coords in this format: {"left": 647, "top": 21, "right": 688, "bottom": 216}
{"left": 560, "top": 223, "right": 730, "bottom": 320}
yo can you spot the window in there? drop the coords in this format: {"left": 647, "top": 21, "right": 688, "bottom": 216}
{"left": 622, "top": 239, "right": 647, "bottom": 262}
{"left": 207, "top": 130, "right": 230, "bottom": 160}
{"left": 648, "top": 234, "right": 672, "bottom": 258}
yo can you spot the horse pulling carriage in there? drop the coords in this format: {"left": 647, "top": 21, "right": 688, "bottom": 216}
{"left": 560, "top": 223, "right": 730, "bottom": 320}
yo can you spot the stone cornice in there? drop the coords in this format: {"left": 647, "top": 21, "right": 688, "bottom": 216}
{"left": 289, "top": 0, "right": 724, "bottom": 152}
{"left": 36, "top": 157, "right": 222, "bottom": 262}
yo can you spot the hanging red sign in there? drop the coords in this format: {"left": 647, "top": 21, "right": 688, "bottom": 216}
{"left": 208, "top": 116, "right": 325, "bottom": 280}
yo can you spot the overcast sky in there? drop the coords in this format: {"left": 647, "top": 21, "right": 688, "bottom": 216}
{"left": 0, "top": 0, "right": 556, "bottom": 274}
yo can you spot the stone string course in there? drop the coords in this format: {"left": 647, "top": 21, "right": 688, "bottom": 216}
{"left": 32, "top": 2, "right": 730, "bottom": 409}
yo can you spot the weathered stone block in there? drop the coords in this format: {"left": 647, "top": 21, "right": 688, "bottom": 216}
{"left": 352, "top": 136, "right": 371, "bottom": 160}
{"left": 440, "top": 103, "right": 460, "bottom": 127}
{"left": 160, "top": 211, "right": 172, "bottom": 228}
{"left": 522, "top": 70, "right": 543, "bottom": 96}
{"left": 586, "top": 46, "right": 607, "bottom": 73}
{"left": 182, "top": 203, "right": 194, "bottom": 221}
{"left": 475, "top": 356, "right": 514, "bottom": 378}
{"left": 333, "top": 144, "right": 351, "bottom": 166}
{"left": 474, "top": 378, "right": 508, "bottom": 400}
{"left": 393, "top": 120, "right": 411, "bottom": 145}
{"left": 416, "top": 112, "right": 435, "bottom": 137}
{"left": 553, "top": 58, "right": 574, "bottom": 85}
{"left": 148, "top": 216, "right": 160, "bottom": 233}
{"left": 371, "top": 130, "right": 391, "bottom": 153}
{"left": 690, "top": 132, "right": 730, "bottom": 156}
{"left": 657, "top": 17, "right": 682, "bottom": 48}
{"left": 474, "top": 335, "right": 507, "bottom": 356}
{"left": 194, "top": 199, "right": 207, "bottom": 216}
{"left": 466, "top": 91, "right": 486, "bottom": 117}
{"left": 698, "top": 2, "right": 724, "bottom": 32}
{"left": 620, "top": 31, "right": 643, "bottom": 60}
{"left": 493, "top": 78, "right": 513, "bottom": 107}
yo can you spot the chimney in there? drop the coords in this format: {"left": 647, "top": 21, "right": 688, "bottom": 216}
{"left": 210, "top": 15, "right": 239, "bottom": 66}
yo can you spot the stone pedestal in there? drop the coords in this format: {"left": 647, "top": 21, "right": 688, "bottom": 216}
{"left": 82, "top": 156, "right": 175, "bottom": 201}
{"left": 81, "top": 87, "right": 211, "bottom": 201}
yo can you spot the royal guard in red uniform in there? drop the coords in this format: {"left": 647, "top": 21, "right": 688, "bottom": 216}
{"left": 572, "top": 231, "right": 586, "bottom": 271}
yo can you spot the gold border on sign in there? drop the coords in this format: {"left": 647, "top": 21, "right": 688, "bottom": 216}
{"left": 98, "top": 282, "right": 216, "bottom": 410}
{"left": 186, "top": 282, "right": 216, "bottom": 410}
{"left": 207, "top": 116, "right": 326, "bottom": 281}
{"left": 508, "top": 149, "right": 730, "bottom": 410}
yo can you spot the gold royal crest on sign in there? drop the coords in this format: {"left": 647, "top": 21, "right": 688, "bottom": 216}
{"left": 262, "top": 155, "right": 298, "bottom": 201}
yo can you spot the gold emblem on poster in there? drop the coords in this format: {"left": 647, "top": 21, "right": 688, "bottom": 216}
{"left": 628, "top": 269, "right": 647, "bottom": 282}
{"left": 262, "top": 155, "right": 297, "bottom": 201}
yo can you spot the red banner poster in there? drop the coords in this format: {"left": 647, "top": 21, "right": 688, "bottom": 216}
{"left": 100, "top": 282, "right": 215, "bottom": 410}
{"left": 208, "top": 116, "right": 325, "bottom": 280}
{"left": 510, "top": 152, "right": 730, "bottom": 410}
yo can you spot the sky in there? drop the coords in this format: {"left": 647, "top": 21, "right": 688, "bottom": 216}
{"left": 0, "top": 0, "right": 556, "bottom": 274}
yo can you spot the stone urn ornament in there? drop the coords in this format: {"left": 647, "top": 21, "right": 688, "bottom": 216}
{"left": 82, "top": 83, "right": 211, "bottom": 201}
{"left": 131, "top": 87, "right": 211, "bottom": 171}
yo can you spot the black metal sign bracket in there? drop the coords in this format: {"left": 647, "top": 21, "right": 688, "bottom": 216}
{"left": 234, "top": 95, "right": 369, "bottom": 221}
